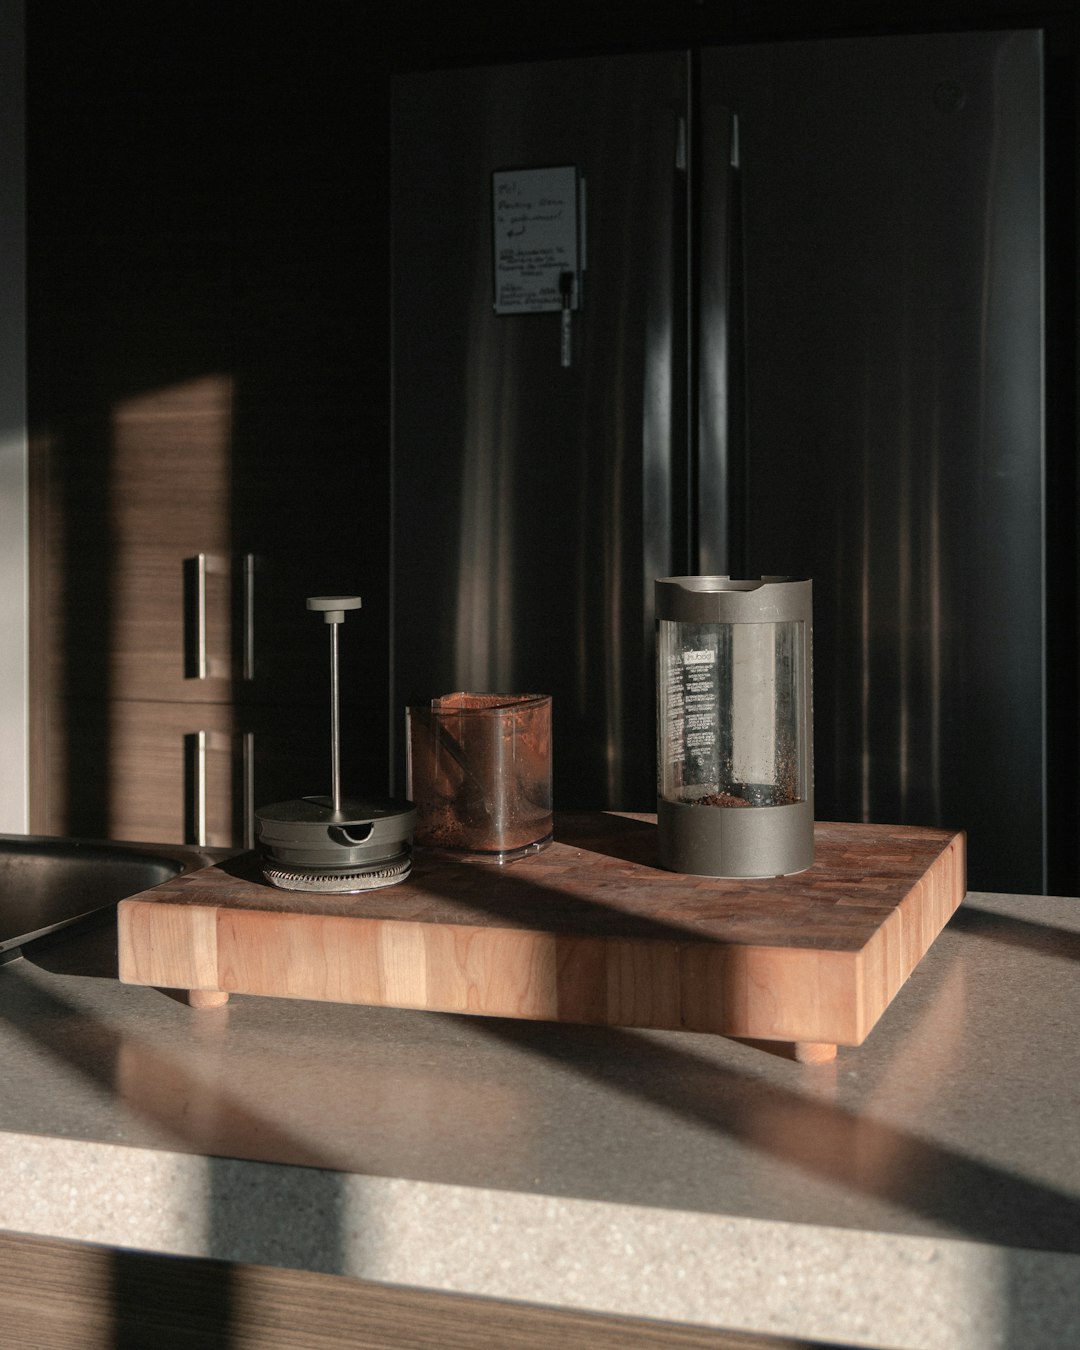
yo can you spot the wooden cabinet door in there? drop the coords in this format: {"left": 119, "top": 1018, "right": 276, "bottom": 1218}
{"left": 53, "top": 701, "right": 238, "bottom": 846}
{"left": 38, "top": 376, "right": 237, "bottom": 710}
{"left": 32, "top": 372, "right": 390, "bottom": 839}
{"left": 66, "top": 548, "right": 236, "bottom": 704}
{"left": 46, "top": 699, "right": 357, "bottom": 848}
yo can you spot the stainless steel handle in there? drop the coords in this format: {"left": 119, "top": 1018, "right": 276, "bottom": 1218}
{"left": 184, "top": 731, "right": 207, "bottom": 847}
{"left": 641, "top": 99, "right": 683, "bottom": 597}
{"left": 184, "top": 554, "right": 231, "bottom": 680}
{"left": 242, "top": 730, "right": 255, "bottom": 849}
{"left": 183, "top": 555, "right": 208, "bottom": 680}
{"left": 242, "top": 553, "right": 256, "bottom": 681}
{"left": 697, "top": 104, "right": 740, "bottom": 575}
{"left": 559, "top": 271, "right": 574, "bottom": 368}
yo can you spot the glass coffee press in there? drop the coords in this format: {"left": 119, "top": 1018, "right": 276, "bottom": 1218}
{"left": 655, "top": 576, "right": 813, "bottom": 878}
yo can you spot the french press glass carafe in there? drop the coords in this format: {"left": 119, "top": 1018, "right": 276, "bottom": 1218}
{"left": 655, "top": 576, "right": 813, "bottom": 877}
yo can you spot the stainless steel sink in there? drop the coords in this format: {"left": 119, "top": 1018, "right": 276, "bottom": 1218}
{"left": 0, "top": 834, "right": 223, "bottom": 958}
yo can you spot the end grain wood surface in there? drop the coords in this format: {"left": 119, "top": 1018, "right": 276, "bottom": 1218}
{"left": 118, "top": 814, "right": 965, "bottom": 1047}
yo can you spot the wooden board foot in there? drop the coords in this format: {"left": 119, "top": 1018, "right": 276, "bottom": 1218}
{"left": 186, "top": 989, "right": 229, "bottom": 1009}
{"left": 794, "top": 1042, "right": 837, "bottom": 1064}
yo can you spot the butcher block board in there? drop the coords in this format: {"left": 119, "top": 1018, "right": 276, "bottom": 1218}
{"left": 117, "top": 814, "right": 965, "bottom": 1053}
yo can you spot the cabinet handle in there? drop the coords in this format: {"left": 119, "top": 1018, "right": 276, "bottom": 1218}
{"left": 242, "top": 730, "right": 255, "bottom": 849}
{"left": 242, "top": 553, "right": 257, "bottom": 681}
{"left": 183, "top": 554, "right": 228, "bottom": 680}
{"left": 184, "top": 731, "right": 207, "bottom": 847}
{"left": 183, "top": 555, "right": 208, "bottom": 680}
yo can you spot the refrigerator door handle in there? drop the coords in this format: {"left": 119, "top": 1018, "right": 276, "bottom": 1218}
{"left": 559, "top": 270, "right": 574, "bottom": 367}
{"left": 697, "top": 106, "right": 739, "bottom": 576}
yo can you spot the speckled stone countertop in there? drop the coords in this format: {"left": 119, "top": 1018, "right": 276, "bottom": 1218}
{"left": 1, "top": 886, "right": 1078, "bottom": 1350}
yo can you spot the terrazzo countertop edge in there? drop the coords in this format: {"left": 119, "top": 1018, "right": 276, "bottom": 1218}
{"left": 2, "top": 1128, "right": 1078, "bottom": 1350}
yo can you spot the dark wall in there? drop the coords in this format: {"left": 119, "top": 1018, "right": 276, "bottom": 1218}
{"left": 27, "top": 6, "right": 396, "bottom": 809}
{"left": 386, "top": 0, "right": 1076, "bottom": 65}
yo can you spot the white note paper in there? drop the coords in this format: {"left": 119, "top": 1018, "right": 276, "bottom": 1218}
{"left": 492, "top": 166, "right": 582, "bottom": 315}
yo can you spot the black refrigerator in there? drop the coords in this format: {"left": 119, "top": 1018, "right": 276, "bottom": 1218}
{"left": 390, "top": 30, "right": 1052, "bottom": 894}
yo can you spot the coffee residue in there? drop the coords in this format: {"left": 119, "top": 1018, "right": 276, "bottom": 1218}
{"left": 690, "top": 791, "right": 751, "bottom": 808}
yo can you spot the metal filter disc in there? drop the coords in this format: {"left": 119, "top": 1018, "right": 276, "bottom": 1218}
{"left": 261, "top": 851, "right": 413, "bottom": 894}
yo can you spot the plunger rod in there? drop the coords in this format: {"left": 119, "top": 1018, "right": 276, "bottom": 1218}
{"left": 330, "top": 621, "right": 341, "bottom": 812}
{"left": 306, "top": 596, "right": 363, "bottom": 816}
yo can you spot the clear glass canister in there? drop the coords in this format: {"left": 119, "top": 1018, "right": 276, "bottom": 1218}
{"left": 655, "top": 577, "right": 813, "bottom": 878}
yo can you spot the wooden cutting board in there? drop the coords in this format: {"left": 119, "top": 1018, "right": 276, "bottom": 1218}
{"left": 117, "top": 814, "right": 965, "bottom": 1060}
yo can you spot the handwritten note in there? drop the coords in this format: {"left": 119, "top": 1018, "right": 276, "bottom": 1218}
{"left": 492, "top": 166, "right": 582, "bottom": 315}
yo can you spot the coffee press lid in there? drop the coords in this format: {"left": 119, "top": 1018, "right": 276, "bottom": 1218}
{"left": 655, "top": 576, "right": 811, "bottom": 624}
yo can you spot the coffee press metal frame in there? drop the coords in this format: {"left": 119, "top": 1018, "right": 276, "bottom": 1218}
{"left": 253, "top": 595, "right": 416, "bottom": 893}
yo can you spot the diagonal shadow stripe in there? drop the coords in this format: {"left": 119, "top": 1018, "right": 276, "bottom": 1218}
{"left": 0, "top": 960, "right": 343, "bottom": 1171}
{"left": 462, "top": 1013, "right": 1080, "bottom": 1256}
{"left": 948, "top": 902, "right": 1080, "bottom": 963}
{"left": 8, "top": 842, "right": 1077, "bottom": 1265}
